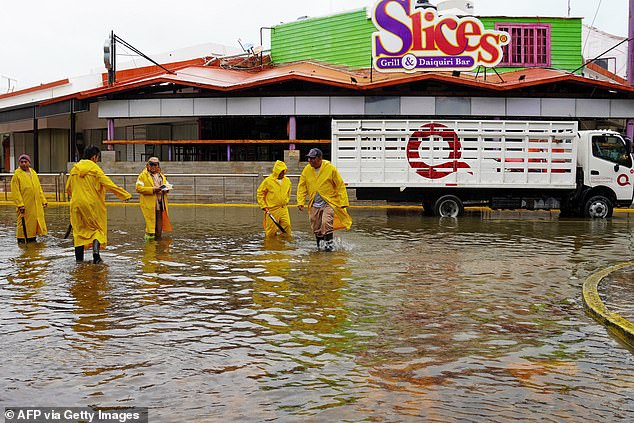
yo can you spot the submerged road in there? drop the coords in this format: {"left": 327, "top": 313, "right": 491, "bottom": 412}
{"left": 1, "top": 205, "right": 633, "bottom": 422}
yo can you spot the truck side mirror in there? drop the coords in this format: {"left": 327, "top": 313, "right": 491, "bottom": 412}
{"left": 614, "top": 163, "right": 620, "bottom": 172}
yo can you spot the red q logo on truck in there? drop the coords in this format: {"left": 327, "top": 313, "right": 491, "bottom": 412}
{"left": 406, "top": 123, "right": 471, "bottom": 179}
{"left": 617, "top": 174, "right": 631, "bottom": 186}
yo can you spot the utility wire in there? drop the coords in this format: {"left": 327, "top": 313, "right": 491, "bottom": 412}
{"left": 117, "top": 44, "right": 140, "bottom": 69}
{"left": 571, "top": 35, "right": 633, "bottom": 74}
{"left": 114, "top": 34, "right": 175, "bottom": 74}
{"left": 582, "top": 0, "right": 603, "bottom": 57}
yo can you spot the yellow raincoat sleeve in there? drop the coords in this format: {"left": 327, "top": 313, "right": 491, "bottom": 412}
{"left": 10, "top": 172, "right": 25, "bottom": 208}
{"left": 331, "top": 166, "right": 350, "bottom": 208}
{"left": 296, "top": 164, "right": 310, "bottom": 207}
{"left": 135, "top": 170, "right": 156, "bottom": 196}
{"left": 65, "top": 164, "right": 131, "bottom": 201}
{"left": 100, "top": 171, "right": 132, "bottom": 200}
{"left": 256, "top": 178, "right": 268, "bottom": 209}
{"left": 284, "top": 178, "right": 291, "bottom": 205}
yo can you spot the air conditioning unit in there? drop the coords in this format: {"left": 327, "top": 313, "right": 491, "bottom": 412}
{"left": 437, "top": 0, "right": 475, "bottom": 15}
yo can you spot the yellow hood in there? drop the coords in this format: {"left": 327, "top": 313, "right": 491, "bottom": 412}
{"left": 71, "top": 159, "right": 101, "bottom": 178}
{"left": 271, "top": 160, "right": 287, "bottom": 178}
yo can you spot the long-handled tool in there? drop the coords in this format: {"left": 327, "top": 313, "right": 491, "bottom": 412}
{"left": 20, "top": 211, "right": 28, "bottom": 243}
{"left": 64, "top": 224, "right": 73, "bottom": 239}
{"left": 266, "top": 210, "right": 286, "bottom": 233}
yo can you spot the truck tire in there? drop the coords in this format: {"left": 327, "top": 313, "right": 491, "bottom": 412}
{"left": 434, "top": 195, "right": 464, "bottom": 218}
{"left": 583, "top": 195, "right": 613, "bottom": 218}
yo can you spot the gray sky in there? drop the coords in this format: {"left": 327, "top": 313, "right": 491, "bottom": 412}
{"left": 0, "top": 0, "right": 627, "bottom": 90}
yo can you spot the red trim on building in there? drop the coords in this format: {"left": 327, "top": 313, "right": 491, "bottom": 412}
{"left": 585, "top": 61, "right": 628, "bottom": 85}
{"left": 17, "top": 61, "right": 634, "bottom": 108}
{"left": 0, "top": 79, "right": 69, "bottom": 100}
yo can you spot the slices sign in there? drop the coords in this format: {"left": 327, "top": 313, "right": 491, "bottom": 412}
{"left": 372, "top": 0, "right": 510, "bottom": 72}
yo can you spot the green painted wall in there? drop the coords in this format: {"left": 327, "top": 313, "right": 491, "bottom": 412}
{"left": 479, "top": 17, "right": 583, "bottom": 73}
{"left": 271, "top": 9, "right": 583, "bottom": 73}
{"left": 271, "top": 9, "right": 375, "bottom": 68}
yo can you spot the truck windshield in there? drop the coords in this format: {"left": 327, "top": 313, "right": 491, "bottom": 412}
{"left": 591, "top": 135, "right": 633, "bottom": 167}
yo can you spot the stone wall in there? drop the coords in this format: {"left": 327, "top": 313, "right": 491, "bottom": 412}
{"left": 59, "top": 152, "right": 365, "bottom": 205}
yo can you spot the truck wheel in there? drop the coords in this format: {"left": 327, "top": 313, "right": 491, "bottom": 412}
{"left": 434, "top": 195, "right": 464, "bottom": 218}
{"left": 583, "top": 195, "right": 613, "bottom": 218}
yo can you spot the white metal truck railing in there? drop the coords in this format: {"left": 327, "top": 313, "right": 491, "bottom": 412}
{"left": 332, "top": 119, "right": 579, "bottom": 189}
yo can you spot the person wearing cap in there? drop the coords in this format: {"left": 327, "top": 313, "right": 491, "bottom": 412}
{"left": 136, "top": 157, "right": 172, "bottom": 240}
{"left": 257, "top": 160, "right": 292, "bottom": 237}
{"left": 10, "top": 153, "right": 48, "bottom": 243}
{"left": 297, "top": 148, "right": 352, "bottom": 251}
{"left": 66, "top": 146, "right": 132, "bottom": 263}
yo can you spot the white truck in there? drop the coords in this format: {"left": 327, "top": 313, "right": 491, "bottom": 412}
{"left": 332, "top": 119, "right": 634, "bottom": 217}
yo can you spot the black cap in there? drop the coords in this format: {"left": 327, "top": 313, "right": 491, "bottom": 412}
{"left": 306, "top": 148, "right": 323, "bottom": 158}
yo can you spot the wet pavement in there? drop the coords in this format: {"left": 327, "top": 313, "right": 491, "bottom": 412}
{"left": 1, "top": 205, "right": 633, "bottom": 422}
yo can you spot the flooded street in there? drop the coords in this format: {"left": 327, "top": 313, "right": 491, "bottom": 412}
{"left": 1, "top": 205, "right": 633, "bottom": 422}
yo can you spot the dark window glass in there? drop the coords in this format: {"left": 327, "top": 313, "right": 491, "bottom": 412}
{"left": 592, "top": 135, "right": 632, "bottom": 167}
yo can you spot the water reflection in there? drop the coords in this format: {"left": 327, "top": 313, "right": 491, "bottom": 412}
{"left": 68, "top": 264, "right": 112, "bottom": 344}
{"left": 253, "top": 248, "right": 349, "bottom": 336}
{"left": 8, "top": 242, "right": 49, "bottom": 308}
{"left": 140, "top": 239, "right": 173, "bottom": 281}
{"left": 0, "top": 206, "right": 633, "bottom": 421}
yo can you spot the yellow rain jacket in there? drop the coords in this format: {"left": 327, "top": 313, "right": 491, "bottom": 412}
{"left": 135, "top": 168, "right": 172, "bottom": 234}
{"left": 257, "top": 160, "right": 292, "bottom": 236}
{"left": 65, "top": 159, "right": 132, "bottom": 248}
{"left": 297, "top": 159, "right": 352, "bottom": 230}
{"left": 11, "top": 168, "right": 48, "bottom": 239}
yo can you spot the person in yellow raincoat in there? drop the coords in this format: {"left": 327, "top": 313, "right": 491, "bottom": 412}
{"left": 257, "top": 160, "right": 292, "bottom": 237}
{"left": 65, "top": 146, "right": 132, "bottom": 264}
{"left": 297, "top": 148, "right": 352, "bottom": 251}
{"left": 135, "top": 157, "right": 172, "bottom": 240}
{"left": 10, "top": 154, "right": 48, "bottom": 243}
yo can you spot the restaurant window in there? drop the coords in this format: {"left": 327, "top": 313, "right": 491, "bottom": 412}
{"left": 496, "top": 23, "right": 551, "bottom": 67}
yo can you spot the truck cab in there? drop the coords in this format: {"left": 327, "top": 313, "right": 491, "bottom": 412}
{"left": 576, "top": 131, "right": 634, "bottom": 217}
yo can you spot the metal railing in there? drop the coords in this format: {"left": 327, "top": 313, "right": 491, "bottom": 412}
{"left": 1, "top": 172, "right": 302, "bottom": 204}
{"left": 1, "top": 173, "right": 68, "bottom": 202}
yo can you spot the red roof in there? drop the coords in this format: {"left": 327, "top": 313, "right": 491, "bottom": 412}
{"left": 0, "top": 79, "right": 69, "bottom": 101}
{"left": 22, "top": 58, "right": 634, "bottom": 107}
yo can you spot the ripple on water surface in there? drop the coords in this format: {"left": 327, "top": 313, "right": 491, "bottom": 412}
{"left": 1, "top": 206, "right": 633, "bottom": 421}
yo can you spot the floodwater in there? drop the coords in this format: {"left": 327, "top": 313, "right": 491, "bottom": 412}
{"left": 601, "top": 266, "right": 634, "bottom": 322}
{"left": 1, "top": 205, "right": 633, "bottom": 422}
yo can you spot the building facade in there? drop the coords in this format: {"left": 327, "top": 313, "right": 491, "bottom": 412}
{"left": 0, "top": 4, "right": 633, "bottom": 174}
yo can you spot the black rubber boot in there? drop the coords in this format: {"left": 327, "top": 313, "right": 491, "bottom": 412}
{"left": 323, "top": 233, "right": 334, "bottom": 252}
{"left": 92, "top": 240, "right": 103, "bottom": 264}
{"left": 316, "top": 236, "right": 324, "bottom": 250}
{"left": 75, "top": 246, "right": 85, "bottom": 262}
